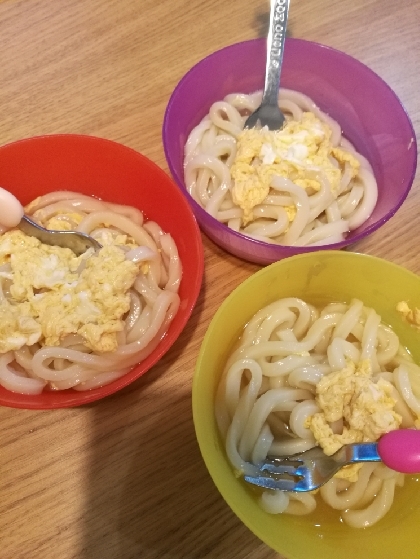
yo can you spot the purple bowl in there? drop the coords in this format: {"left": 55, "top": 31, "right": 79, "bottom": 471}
{"left": 163, "top": 38, "right": 417, "bottom": 265}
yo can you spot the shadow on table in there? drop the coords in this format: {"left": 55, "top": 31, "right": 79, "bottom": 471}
{"left": 78, "top": 372, "right": 274, "bottom": 558}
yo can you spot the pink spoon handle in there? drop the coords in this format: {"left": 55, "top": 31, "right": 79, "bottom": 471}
{"left": 377, "top": 429, "right": 420, "bottom": 474}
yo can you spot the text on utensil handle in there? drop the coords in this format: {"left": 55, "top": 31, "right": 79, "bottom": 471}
{"left": 271, "top": 0, "right": 287, "bottom": 62}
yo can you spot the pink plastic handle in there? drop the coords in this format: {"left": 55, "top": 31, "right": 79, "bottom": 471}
{"left": 378, "top": 430, "right": 420, "bottom": 474}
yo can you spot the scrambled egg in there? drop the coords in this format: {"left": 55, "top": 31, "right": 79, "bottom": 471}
{"left": 306, "top": 359, "right": 401, "bottom": 481}
{"left": 0, "top": 229, "right": 140, "bottom": 353}
{"left": 45, "top": 212, "right": 84, "bottom": 231}
{"left": 230, "top": 112, "right": 360, "bottom": 225}
{"left": 48, "top": 214, "right": 137, "bottom": 249}
{"left": 396, "top": 301, "right": 420, "bottom": 329}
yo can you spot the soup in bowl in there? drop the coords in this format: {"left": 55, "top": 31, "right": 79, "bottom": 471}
{"left": 193, "top": 251, "right": 420, "bottom": 559}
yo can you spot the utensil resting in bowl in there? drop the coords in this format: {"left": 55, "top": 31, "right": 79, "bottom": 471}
{"left": 163, "top": 38, "right": 417, "bottom": 265}
{"left": 244, "top": 429, "right": 420, "bottom": 492}
{"left": 19, "top": 215, "right": 102, "bottom": 255}
{"left": 0, "top": 185, "right": 101, "bottom": 255}
{"left": 244, "top": 0, "right": 290, "bottom": 130}
{"left": 0, "top": 134, "right": 204, "bottom": 410}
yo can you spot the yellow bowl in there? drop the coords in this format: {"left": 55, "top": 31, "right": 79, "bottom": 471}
{"left": 193, "top": 251, "right": 420, "bottom": 559}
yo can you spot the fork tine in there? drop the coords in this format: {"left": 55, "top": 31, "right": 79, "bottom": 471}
{"left": 260, "top": 463, "right": 301, "bottom": 475}
{"left": 243, "top": 113, "right": 259, "bottom": 129}
{"left": 244, "top": 475, "right": 297, "bottom": 491}
{"left": 260, "top": 455, "right": 304, "bottom": 472}
{"left": 244, "top": 473, "right": 317, "bottom": 492}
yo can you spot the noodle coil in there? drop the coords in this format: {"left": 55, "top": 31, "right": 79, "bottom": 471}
{"left": 185, "top": 89, "right": 378, "bottom": 247}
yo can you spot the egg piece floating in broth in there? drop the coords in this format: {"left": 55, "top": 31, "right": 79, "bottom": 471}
{"left": 305, "top": 359, "right": 402, "bottom": 481}
{"left": 396, "top": 301, "right": 420, "bottom": 330}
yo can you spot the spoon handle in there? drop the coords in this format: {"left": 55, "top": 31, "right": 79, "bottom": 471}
{"left": 378, "top": 429, "right": 420, "bottom": 474}
{"left": 262, "top": 0, "right": 290, "bottom": 106}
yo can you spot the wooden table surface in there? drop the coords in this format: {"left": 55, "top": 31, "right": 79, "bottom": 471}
{"left": 0, "top": 1, "right": 419, "bottom": 558}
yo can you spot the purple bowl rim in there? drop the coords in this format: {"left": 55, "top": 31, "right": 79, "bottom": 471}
{"left": 163, "top": 37, "right": 418, "bottom": 256}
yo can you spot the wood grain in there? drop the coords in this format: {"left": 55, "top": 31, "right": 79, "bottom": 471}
{"left": 0, "top": 1, "right": 419, "bottom": 558}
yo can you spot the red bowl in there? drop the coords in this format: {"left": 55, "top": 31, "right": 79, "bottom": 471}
{"left": 0, "top": 134, "right": 204, "bottom": 409}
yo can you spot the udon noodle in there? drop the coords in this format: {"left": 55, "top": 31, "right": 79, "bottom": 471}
{"left": 215, "top": 298, "right": 420, "bottom": 527}
{"left": 0, "top": 191, "right": 182, "bottom": 394}
{"left": 185, "top": 89, "right": 378, "bottom": 246}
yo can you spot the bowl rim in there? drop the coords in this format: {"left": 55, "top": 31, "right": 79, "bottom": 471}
{"left": 0, "top": 133, "right": 205, "bottom": 409}
{"left": 163, "top": 37, "right": 418, "bottom": 257}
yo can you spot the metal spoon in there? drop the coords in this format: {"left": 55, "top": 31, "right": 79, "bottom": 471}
{"left": 19, "top": 215, "right": 102, "bottom": 256}
{"left": 244, "top": 0, "right": 290, "bottom": 130}
{"left": 0, "top": 186, "right": 101, "bottom": 255}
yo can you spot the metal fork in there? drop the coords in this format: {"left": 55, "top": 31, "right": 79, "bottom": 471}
{"left": 244, "top": 0, "right": 290, "bottom": 131}
{"left": 244, "top": 430, "right": 420, "bottom": 492}
{"left": 19, "top": 215, "right": 102, "bottom": 256}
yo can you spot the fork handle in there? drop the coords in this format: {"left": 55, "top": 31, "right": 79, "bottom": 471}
{"left": 262, "top": 0, "right": 290, "bottom": 106}
{"left": 378, "top": 429, "right": 420, "bottom": 474}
